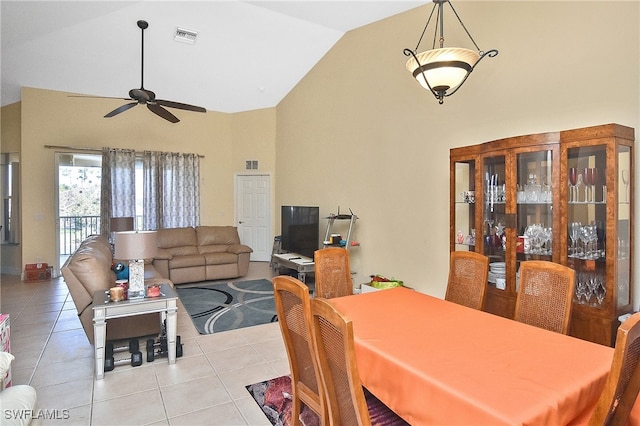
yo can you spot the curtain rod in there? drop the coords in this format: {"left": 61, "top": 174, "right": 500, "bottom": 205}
{"left": 44, "top": 144, "right": 205, "bottom": 158}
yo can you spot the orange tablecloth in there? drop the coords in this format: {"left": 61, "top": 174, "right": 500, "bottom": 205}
{"left": 329, "top": 287, "right": 632, "bottom": 426}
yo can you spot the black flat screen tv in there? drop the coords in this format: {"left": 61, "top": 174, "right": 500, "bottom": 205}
{"left": 281, "top": 206, "right": 319, "bottom": 259}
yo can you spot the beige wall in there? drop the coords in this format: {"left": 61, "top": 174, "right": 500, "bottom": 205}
{"left": 12, "top": 87, "right": 276, "bottom": 274}
{"left": 1, "top": 102, "right": 22, "bottom": 273}
{"left": 276, "top": 1, "right": 640, "bottom": 297}
{"left": 2, "top": 1, "right": 639, "bottom": 304}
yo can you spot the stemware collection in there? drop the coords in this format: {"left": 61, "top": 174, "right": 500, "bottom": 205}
{"left": 568, "top": 222, "right": 603, "bottom": 260}
{"left": 568, "top": 167, "right": 601, "bottom": 203}
{"left": 483, "top": 163, "right": 615, "bottom": 309}
{"left": 523, "top": 224, "right": 552, "bottom": 255}
{"left": 574, "top": 270, "right": 606, "bottom": 307}
{"left": 622, "top": 169, "right": 630, "bottom": 202}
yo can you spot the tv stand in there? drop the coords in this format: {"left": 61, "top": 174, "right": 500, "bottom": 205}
{"left": 271, "top": 253, "right": 315, "bottom": 283}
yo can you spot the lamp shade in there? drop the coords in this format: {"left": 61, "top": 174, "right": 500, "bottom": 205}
{"left": 114, "top": 231, "right": 158, "bottom": 260}
{"left": 406, "top": 47, "right": 480, "bottom": 93}
{"left": 110, "top": 217, "right": 134, "bottom": 232}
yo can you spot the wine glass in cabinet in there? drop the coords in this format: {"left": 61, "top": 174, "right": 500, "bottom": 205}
{"left": 561, "top": 133, "right": 634, "bottom": 346}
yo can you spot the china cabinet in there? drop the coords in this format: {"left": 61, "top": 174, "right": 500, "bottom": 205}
{"left": 450, "top": 123, "right": 634, "bottom": 346}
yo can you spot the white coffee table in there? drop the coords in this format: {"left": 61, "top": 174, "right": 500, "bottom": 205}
{"left": 92, "top": 283, "right": 178, "bottom": 379}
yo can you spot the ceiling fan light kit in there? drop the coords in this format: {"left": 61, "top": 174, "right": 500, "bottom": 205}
{"left": 103, "top": 19, "right": 206, "bottom": 123}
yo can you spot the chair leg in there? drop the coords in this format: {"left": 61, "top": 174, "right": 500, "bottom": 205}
{"left": 291, "top": 395, "right": 302, "bottom": 426}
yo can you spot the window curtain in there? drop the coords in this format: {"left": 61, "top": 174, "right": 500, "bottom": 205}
{"left": 100, "top": 148, "right": 137, "bottom": 235}
{"left": 143, "top": 151, "right": 200, "bottom": 229}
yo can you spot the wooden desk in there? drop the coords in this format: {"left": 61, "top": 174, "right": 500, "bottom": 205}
{"left": 329, "top": 287, "right": 630, "bottom": 425}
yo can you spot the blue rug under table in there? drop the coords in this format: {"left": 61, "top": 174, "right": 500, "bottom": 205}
{"left": 176, "top": 279, "right": 277, "bottom": 334}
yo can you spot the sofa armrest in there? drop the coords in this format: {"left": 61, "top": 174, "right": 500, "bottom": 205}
{"left": 152, "top": 258, "right": 170, "bottom": 280}
{"left": 154, "top": 247, "right": 173, "bottom": 260}
{"left": 227, "top": 244, "right": 253, "bottom": 255}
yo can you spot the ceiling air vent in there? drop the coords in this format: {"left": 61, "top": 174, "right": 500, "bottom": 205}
{"left": 174, "top": 27, "right": 198, "bottom": 45}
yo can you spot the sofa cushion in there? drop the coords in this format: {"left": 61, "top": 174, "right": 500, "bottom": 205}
{"left": 168, "top": 254, "right": 206, "bottom": 269}
{"left": 199, "top": 244, "right": 229, "bottom": 254}
{"left": 196, "top": 226, "right": 240, "bottom": 247}
{"left": 202, "top": 252, "right": 239, "bottom": 265}
{"left": 157, "top": 227, "right": 198, "bottom": 249}
{"left": 65, "top": 235, "right": 116, "bottom": 314}
{"left": 166, "top": 246, "right": 199, "bottom": 257}
{"left": 83, "top": 234, "right": 113, "bottom": 260}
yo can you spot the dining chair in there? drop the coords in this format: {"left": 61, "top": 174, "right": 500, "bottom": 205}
{"left": 272, "top": 275, "right": 326, "bottom": 424}
{"left": 589, "top": 312, "right": 640, "bottom": 426}
{"left": 445, "top": 251, "right": 489, "bottom": 310}
{"left": 513, "top": 260, "right": 575, "bottom": 334}
{"left": 314, "top": 247, "right": 352, "bottom": 299}
{"left": 310, "top": 297, "right": 372, "bottom": 426}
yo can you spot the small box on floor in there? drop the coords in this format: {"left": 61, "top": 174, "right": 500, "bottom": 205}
{"left": 24, "top": 263, "right": 53, "bottom": 282}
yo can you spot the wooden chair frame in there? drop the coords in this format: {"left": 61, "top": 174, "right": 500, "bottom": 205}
{"left": 314, "top": 247, "right": 353, "bottom": 299}
{"left": 514, "top": 260, "right": 575, "bottom": 334}
{"left": 589, "top": 313, "right": 640, "bottom": 426}
{"left": 310, "top": 297, "right": 371, "bottom": 426}
{"left": 272, "top": 275, "right": 326, "bottom": 424}
{"left": 445, "top": 251, "right": 489, "bottom": 310}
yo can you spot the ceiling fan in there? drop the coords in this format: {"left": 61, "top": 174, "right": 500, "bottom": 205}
{"left": 95, "top": 20, "right": 206, "bottom": 123}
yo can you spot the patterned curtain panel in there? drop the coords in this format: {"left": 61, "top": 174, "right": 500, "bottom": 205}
{"left": 143, "top": 151, "right": 200, "bottom": 229}
{"left": 99, "top": 147, "right": 112, "bottom": 236}
{"left": 142, "top": 151, "right": 161, "bottom": 230}
{"left": 100, "top": 148, "right": 137, "bottom": 235}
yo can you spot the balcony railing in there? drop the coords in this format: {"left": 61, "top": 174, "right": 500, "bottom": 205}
{"left": 59, "top": 215, "right": 101, "bottom": 256}
{"left": 59, "top": 215, "right": 145, "bottom": 256}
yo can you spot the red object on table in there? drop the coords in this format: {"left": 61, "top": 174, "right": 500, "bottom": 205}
{"left": 328, "top": 287, "right": 640, "bottom": 426}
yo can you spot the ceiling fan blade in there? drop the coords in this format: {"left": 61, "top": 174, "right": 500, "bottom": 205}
{"left": 147, "top": 103, "right": 180, "bottom": 123}
{"left": 156, "top": 99, "right": 206, "bottom": 113}
{"left": 69, "top": 95, "right": 132, "bottom": 100}
{"left": 104, "top": 102, "right": 138, "bottom": 118}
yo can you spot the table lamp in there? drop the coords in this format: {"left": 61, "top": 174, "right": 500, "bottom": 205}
{"left": 110, "top": 217, "right": 134, "bottom": 232}
{"left": 114, "top": 231, "right": 158, "bottom": 299}
{"left": 109, "top": 217, "right": 134, "bottom": 250}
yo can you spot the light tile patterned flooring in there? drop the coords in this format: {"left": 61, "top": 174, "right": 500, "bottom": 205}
{"left": 1, "top": 262, "right": 291, "bottom": 425}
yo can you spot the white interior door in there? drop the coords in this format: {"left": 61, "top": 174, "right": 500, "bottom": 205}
{"left": 235, "top": 174, "right": 271, "bottom": 261}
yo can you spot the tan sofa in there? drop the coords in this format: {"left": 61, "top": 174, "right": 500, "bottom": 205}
{"left": 61, "top": 235, "right": 167, "bottom": 345}
{"left": 153, "top": 226, "right": 253, "bottom": 284}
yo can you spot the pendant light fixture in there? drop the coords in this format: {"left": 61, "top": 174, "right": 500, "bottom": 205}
{"left": 404, "top": 0, "right": 498, "bottom": 104}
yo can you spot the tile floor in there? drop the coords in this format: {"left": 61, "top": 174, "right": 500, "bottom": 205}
{"left": 1, "top": 262, "right": 295, "bottom": 425}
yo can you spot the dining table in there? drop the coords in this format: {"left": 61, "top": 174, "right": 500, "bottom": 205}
{"left": 328, "top": 287, "right": 640, "bottom": 426}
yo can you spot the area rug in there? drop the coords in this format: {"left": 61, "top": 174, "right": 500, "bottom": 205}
{"left": 175, "top": 279, "right": 277, "bottom": 334}
{"left": 246, "top": 375, "right": 409, "bottom": 426}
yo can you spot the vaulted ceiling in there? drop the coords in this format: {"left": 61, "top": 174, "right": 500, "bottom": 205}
{"left": 1, "top": 1, "right": 426, "bottom": 114}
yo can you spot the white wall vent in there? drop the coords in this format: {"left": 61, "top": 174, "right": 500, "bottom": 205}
{"left": 174, "top": 27, "right": 198, "bottom": 45}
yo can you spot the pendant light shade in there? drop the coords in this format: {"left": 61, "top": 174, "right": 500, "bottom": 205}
{"left": 404, "top": 0, "right": 498, "bottom": 104}
{"left": 406, "top": 47, "right": 479, "bottom": 93}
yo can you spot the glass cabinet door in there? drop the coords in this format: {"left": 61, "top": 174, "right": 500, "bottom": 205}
{"left": 617, "top": 145, "right": 632, "bottom": 310}
{"left": 566, "top": 145, "right": 607, "bottom": 308}
{"left": 452, "top": 159, "right": 477, "bottom": 251}
{"left": 516, "top": 150, "right": 554, "bottom": 285}
{"left": 483, "top": 155, "right": 507, "bottom": 289}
